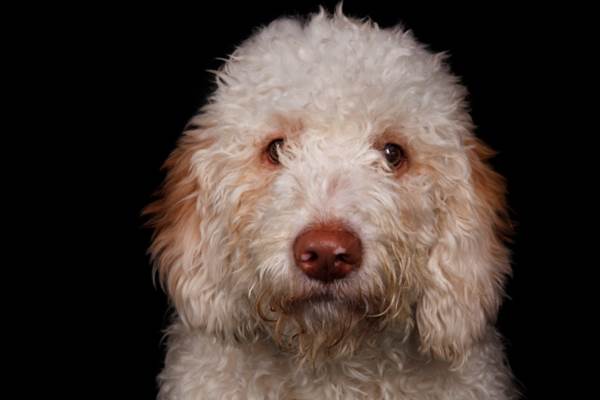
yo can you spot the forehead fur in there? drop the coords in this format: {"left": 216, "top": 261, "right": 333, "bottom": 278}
{"left": 206, "top": 8, "right": 469, "bottom": 141}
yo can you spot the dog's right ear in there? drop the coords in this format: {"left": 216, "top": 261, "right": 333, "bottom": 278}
{"left": 143, "top": 129, "right": 214, "bottom": 320}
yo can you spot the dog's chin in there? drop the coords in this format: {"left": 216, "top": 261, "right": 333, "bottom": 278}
{"left": 256, "top": 284, "right": 377, "bottom": 355}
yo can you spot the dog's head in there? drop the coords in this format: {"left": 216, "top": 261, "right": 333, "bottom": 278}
{"left": 145, "top": 9, "right": 511, "bottom": 365}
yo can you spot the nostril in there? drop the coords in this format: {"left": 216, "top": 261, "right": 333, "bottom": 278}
{"left": 335, "top": 253, "right": 350, "bottom": 264}
{"left": 300, "top": 251, "right": 318, "bottom": 262}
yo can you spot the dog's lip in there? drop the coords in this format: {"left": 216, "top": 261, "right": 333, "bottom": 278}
{"left": 295, "top": 283, "right": 358, "bottom": 304}
{"left": 288, "top": 285, "right": 338, "bottom": 304}
{"left": 302, "top": 292, "right": 336, "bottom": 303}
{"left": 289, "top": 276, "right": 360, "bottom": 304}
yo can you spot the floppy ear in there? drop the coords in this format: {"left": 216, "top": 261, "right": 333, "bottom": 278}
{"left": 143, "top": 130, "right": 214, "bottom": 325}
{"left": 416, "top": 136, "right": 512, "bottom": 364}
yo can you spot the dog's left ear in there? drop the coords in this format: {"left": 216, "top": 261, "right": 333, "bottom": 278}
{"left": 416, "top": 136, "right": 512, "bottom": 364}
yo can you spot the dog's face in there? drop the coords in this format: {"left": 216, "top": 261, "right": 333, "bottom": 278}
{"left": 146, "top": 11, "right": 510, "bottom": 364}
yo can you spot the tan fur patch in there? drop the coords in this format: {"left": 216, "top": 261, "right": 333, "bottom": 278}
{"left": 143, "top": 133, "right": 214, "bottom": 302}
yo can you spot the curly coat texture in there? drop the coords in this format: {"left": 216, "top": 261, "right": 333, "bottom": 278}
{"left": 145, "top": 7, "right": 516, "bottom": 400}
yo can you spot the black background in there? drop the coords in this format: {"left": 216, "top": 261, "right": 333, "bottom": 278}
{"left": 61, "top": 1, "right": 578, "bottom": 398}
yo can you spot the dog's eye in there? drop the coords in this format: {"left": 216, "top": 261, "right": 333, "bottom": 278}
{"left": 382, "top": 143, "right": 406, "bottom": 168}
{"left": 266, "top": 138, "right": 284, "bottom": 164}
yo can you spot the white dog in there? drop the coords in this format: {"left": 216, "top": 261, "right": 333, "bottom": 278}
{"left": 145, "top": 7, "right": 516, "bottom": 399}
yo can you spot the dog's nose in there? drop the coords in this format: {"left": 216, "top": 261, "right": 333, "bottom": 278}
{"left": 293, "top": 226, "right": 362, "bottom": 282}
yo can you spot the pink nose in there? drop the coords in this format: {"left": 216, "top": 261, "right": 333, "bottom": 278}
{"left": 293, "top": 226, "right": 363, "bottom": 282}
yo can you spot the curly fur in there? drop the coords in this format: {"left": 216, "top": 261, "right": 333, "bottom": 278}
{"left": 145, "top": 6, "right": 516, "bottom": 399}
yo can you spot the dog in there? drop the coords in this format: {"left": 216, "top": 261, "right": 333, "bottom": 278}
{"left": 145, "top": 7, "right": 516, "bottom": 399}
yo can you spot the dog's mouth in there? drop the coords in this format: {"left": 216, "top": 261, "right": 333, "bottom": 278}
{"left": 284, "top": 291, "right": 337, "bottom": 307}
{"left": 255, "top": 268, "right": 393, "bottom": 322}
{"left": 286, "top": 280, "right": 351, "bottom": 302}
{"left": 272, "top": 285, "right": 375, "bottom": 319}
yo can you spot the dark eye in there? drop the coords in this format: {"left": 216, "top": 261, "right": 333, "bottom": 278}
{"left": 382, "top": 143, "right": 406, "bottom": 168}
{"left": 266, "top": 138, "right": 284, "bottom": 164}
